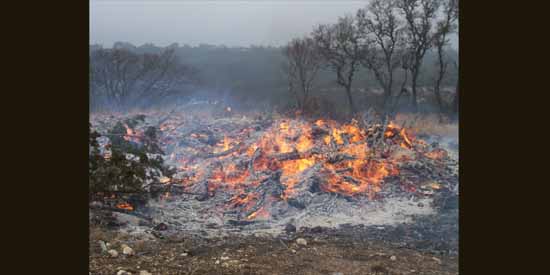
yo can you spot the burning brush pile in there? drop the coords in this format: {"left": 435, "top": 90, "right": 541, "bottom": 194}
{"left": 90, "top": 108, "right": 458, "bottom": 235}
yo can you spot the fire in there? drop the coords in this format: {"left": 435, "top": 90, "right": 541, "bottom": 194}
{"left": 119, "top": 111, "right": 436, "bottom": 220}
{"left": 342, "top": 122, "right": 364, "bottom": 143}
{"left": 246, "top": 144, "right": 258, "bottom": 157}
{"left": 331, "top": 128, "right": 344, "bottom": 145}
{"left": 281, "top": 177, "right": 299, "bottom": 199}
{"left": 103, "top": 151, "right": 112, "bottom": 160}
{"left": 425, "top": 149, "right": 447, "bottom": 160}
{"left": 122, "top": 124, "right": 143, "bottom": 143}
{"left": 274, "top": 121, "right": 294, "bottom": 153}
{"left": 246, "top": 207, "right": 270, "bottom": 220}
{"left": 222, "top": 136, "right": 231, "bottom": 151}
{"left": 430, "top": 182, "right": 441, "bottom": 190}
{"left": 295, "top": 127, "right": 313, "bottom": 152}
{"left": 213, "top": 136, "right": 233, "bottom": 153}
{"left": 125, "top": 125, "right": 133, "bottom": 136}
{"left": 282, "top": 157, "right": 316, "bottom": 174}
{"left": 400, "top": 128, "right": 413, "bottom": 148}
{"left": 384, "top": 122, "right": 415, "bottom": 149}
{"left": 323, "top": 135, "right": 331, "bottom": 145}
{"left": 116, "top": 202, "right": 134, "bottom": 211}
{"left": 182, "top": 119, "right": 416, "bottom": 201}
{"left": 123, "top": 124, "right": 134, "bottom": 142}
{"left": 229, "top": 193, "right": 258, "bottom": 211}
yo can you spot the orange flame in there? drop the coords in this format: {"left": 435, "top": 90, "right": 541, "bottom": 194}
{"left": 161, "top": 116, "right": 432, "bottom": 219}
{"left": 116, "top": 202, "right": 134, "bottom": 211}
{"left": 246, "top": 207, "right": 270, "bottom": 220}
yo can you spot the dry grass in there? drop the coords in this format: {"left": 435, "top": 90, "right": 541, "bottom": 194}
{"left": 90, "top": 225, "right": 113, "bottom": 242}
{"left": 394, "top": 113, "right": 458, "bottom": 137}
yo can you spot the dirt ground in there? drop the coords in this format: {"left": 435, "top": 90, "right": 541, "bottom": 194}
{"left": 89, "top": 225, "right": 458, "bottom": 275}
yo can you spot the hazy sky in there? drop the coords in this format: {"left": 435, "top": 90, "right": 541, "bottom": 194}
{"left": 90, "top": 0, "right": 458, "bottom": 48}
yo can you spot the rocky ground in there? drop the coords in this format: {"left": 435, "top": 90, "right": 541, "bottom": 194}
{"left": 90, "top": 216, "right": 458, "bottom": 275}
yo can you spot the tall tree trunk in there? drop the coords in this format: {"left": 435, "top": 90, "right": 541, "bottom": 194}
{"left": 411, "top": 71, "right": 419, "bottom": 112}
{"left": 434, "top": 85, "right": 444, "bottom": 122}
{"left": 385, "top": 75, "right": 393, "bottom": 109}
{"left": 390, "top": 69, "right": 408, "bottom": 116}
{"left": 288, "top": 81, "right": 301, "bottom": 110}
{"left": 301, "top": 84, "right": 308, "bottom": 113}
{"left": 384, "top": 59, "right": 394, "bottom": 111}
{"left": 382, "top": 85, "right": 391, "bottom": 110}
{"left": 345, "top": 86, "right": 356, "bottom": 114}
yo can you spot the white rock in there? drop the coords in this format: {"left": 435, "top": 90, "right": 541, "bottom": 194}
{"left": 180, "top": 252, "right": 188, "bottom": 257}
{"left": 220, "top": 256, "right": 229, "bottom": 261}
{"left": 98, "top": 240, "right": 107, "bottom": 252}
{"left": 215, "top": 260, "right": 220, "bottom": 265}
{"left": 108, "top": 249, "right": 119, "bottom": 258}
{"left": 139, "top": 271, "right": 152, "bottom": 275}
{"left": 390, "top": 255, "right": 397, "bottom": 261}
{"left": 117, "top": 270, "right": 131, "bottom": 275}
{"left": 296, "top": 238, "right": 307, "bottom": 246}
{"left": 121, "top": 244, "right": 135, "bottom": 256}
{"left": 432, "top": 257, "right": 442, "bottom": 264}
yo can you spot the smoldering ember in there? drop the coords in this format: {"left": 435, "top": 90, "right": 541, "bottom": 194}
{"left": 89, "top": 1, "right": 459, "bottom": 274}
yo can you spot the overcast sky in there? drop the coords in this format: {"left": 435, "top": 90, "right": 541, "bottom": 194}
{"left": 90, "top": 0, "right": 458, "bottom": 48}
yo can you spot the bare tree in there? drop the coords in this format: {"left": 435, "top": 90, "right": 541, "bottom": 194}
{"left": 282, "top": 37, "right": 322, "bottom": 112}
{"left": 312, "top": 16, "right": 364, "bottom": 114}
{"left": 397, "top": 0, "right": 442, "bottom": 112}
{"left": 132, "top": 48, "right": 197, "bottom": 107}
{"left": 281, "top": 57, "right": 299, "bottom": 109}
{"left": 390, "top": 49, "right": 415, "bottom": 115}
{"left": 357, "top": 0, "right": 404, "bottom": 109}
{"left": 433, "top": 0, "right": 458, "bottom": 119}
{"left": 90, "top": 47, "right": 196, "bottom": 110}
{"left": 90, "top": 48, "right": 139, "bottom": 108}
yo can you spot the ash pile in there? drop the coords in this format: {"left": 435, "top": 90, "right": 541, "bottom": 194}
{"left": 90, "top": 107, "right": 458, "bottom": 244}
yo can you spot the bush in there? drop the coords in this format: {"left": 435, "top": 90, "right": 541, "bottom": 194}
{"left": 89, "top": 119, "right": 174, "bottom": 203}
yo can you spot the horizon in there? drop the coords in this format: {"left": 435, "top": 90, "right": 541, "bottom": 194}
{"left": 90, "top": 0, "right": 458, "bottom": 50}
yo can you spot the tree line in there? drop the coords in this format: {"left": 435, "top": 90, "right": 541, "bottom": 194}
{"left": 283, "top": 0, "right": 458, "bottom": 118}
{"left": 90, "top": 45, "right": 198, "bottom": 111}
{"left": 90, "top": 0, "right": 458, "bottom": 118}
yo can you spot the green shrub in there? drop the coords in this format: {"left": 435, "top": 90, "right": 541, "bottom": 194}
{"left": 89, "top": 119, "right": 174, "bottom": 203}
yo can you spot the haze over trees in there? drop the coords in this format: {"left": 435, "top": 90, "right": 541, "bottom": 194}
{"left": 356, "top": 0, "right": 404, "bottom": 110}
{"left": 432, "top": 0, "right": 459, "bottom": 119}
{"left": 312, "top": 15, "right": 364, "bottom": 114}
{"left": 278, "top": 0, "right": 459, "bottom": 117}
{"left": 282, "top": 37, "right": 322, "bottom": 113}
{"left": 89, "top": 0, "right": 458, "bottom": 119}
{"left": 90, "top": 46, "right": 197, "bottom": 111}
